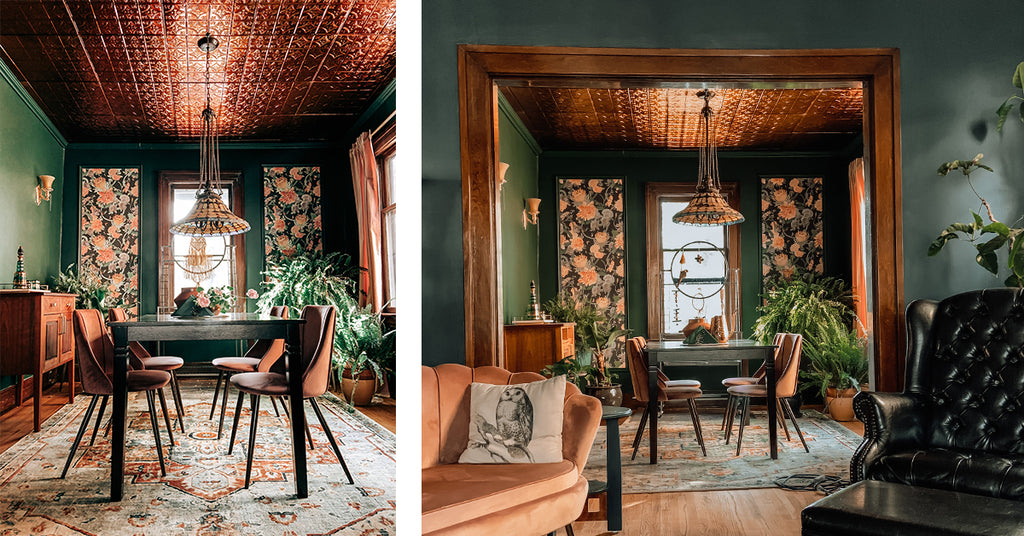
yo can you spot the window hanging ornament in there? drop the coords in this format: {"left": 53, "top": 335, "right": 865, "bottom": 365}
{"left": 673, "top": 90, "right": 745, "bottom": 227}
{"left": 169, "top": 32, "right": 250, "bottom": 238}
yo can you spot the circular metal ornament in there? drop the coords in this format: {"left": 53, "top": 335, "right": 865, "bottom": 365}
{"left": 669, "top": 240, "right": 728, "bottom": 300}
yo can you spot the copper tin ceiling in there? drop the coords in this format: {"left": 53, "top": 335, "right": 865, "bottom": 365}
{"left": 499, "top": 86, "right": 863, "bottom": 151}
{"left": 0, "top": 0, "right": 395, "bottom": 142}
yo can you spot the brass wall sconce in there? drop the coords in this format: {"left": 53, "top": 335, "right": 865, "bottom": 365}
{"left": 35, "top": 175, "right": 55, "bottom": 210}
{"left": 497, "top": 161, "right": 510, "bottom": 192}
{"left": 522, "top": 197, "right": 541, "bottom": 228}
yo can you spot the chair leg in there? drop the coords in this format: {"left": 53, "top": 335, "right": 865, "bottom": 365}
{"left": 724, "top": 395, "right": 738, "bottom": 444}
{"left": 157, "top": 387, "right": 175, "bottom": 447}
{"left": 309, "top": 397, "right": 354, "bottom": 484}
{"left": 279, "top": 396, "right": 291, "bottom": 420}
{"left": 735, "top": 396, "right": 749, "bottom": 456}
{"left": 62, "top": 395, "right": 99, "bottom": 478}
{"left": 776, "top": 398, "right": 791, "bottom": 441}
{"left": 782, "top": 398, "right": 809, "bottom": 452}
{"left": 565, "top": 523, "right": 576, "bottom": 536}
{"left": 630, "top": 406, "right": 650, "bottom": 461}
{"left": 145, "top": 391, "right": 167, "bottom": 477}
{"left": 720, "top": 393, "right": 733, "bottom": 430}
{"left": 217, "top": 372, "right": 231, "bottom": 439}
{"left": 687, "top": 398, "right": 707, "bottom": 456}
{"left": 297, "top": 396, "right": 315, "bottom": 450}
{"left": 244, "top": 394, "right": 261, "bottom": 488}
{"left": 270, "top": 396, "right": 282, "bottom": 418}
{"left": 210, "top": 370, "right": 224, "bottom": 420}
{"left": 228, "top": 391, "right": 246, "bottom": 455}
{"left": 170, "top": 371, "right": 186, "bottom": 433}
{"left": 89, "top": 395, "right": 108, "bottom": 446}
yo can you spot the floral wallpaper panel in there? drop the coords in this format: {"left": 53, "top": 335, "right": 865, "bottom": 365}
{"left": 263, "top": 166, "right": 323, "bottom": 266}
{"left": 79, "top": 167, "right": 140, "bottom": 315}
{"left": 557, "top": 177, "right": 627, "bottom": 367}
{"left": 760, "top": 177, "right": 824, "bottom": 283}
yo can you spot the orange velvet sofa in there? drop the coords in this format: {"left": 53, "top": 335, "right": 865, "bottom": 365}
{"left": 422, "top": 364, "right": 603, "bottom": 536}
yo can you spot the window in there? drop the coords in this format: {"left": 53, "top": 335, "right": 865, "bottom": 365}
{"left": 645, "top": 182, "right": 740, "bottom": 339}
{"left": 374, "top": 120, "right": 397, "bottom": 312}
{"left": 158, "top": 171, "right": 246, "bottom": 311}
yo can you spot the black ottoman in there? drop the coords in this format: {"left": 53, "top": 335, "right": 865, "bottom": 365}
{"left": 802, "top": 480, "right": 1024, "bottom": 536}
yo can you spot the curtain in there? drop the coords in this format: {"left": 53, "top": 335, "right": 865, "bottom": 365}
{"left": 849, "top": 158, "right": 869, "bottom": 336}
{"left": 350, "top": 132, "right": 382, "bottom": 310}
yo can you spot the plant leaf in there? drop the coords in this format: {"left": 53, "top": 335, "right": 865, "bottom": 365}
{"left": 976, "top": 235, "right": 1008, "bottom": 255}
{"left": 997, "top": 97, "right": 1014, "bottom": 132}
{"left": 972, "top": 211, "right": 984, "bottom": 228}
{"left": 1009, "top": 235, "right": 1024, "bottom": 279}
{"left": 982, "top": 222, "right": 1011, "bottom": 236}
{"left": 976, "top": 251, "right": 999, "bottom": 275}
{"left": 928, "top": 224, "right": 976, "bottom": 256}
{"left": 1014, "top": 61, "right": 1024, "bottom": 89}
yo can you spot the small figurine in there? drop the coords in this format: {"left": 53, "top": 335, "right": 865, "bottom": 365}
{"left": 12, "top": 246, "right": 27, "bottom": 289}
{"left": 525, "top": 280, "right": 542, "bottom": 320}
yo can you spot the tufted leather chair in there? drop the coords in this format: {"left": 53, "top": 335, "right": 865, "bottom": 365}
{"left": 851, "top": 288, "right": 1024, "bottom": 501}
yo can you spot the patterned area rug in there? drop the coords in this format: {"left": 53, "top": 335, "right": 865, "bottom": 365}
{"left": 583, "top": 407, "right": 861, "bottom": 493}
{"left": 0, "top": 381, "right": 395, "bottom": 535}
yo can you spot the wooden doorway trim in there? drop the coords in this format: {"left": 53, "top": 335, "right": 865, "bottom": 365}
{"left": 457, "top": 45, "right": 904, "bottom": 392}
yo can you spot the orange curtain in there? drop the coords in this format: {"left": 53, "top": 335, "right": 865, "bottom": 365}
{"left": 350, "top": 132, "right": 382, "bottom": 310}
{"left": 849, "top": 158, "right": 868, "bottom": 336}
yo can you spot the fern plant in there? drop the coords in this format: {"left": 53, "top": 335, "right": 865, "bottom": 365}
{"left": 334, "top": 301, "right": 396, "bottom": 405}
{"left": 800, "top": 325, "right": 868, "bottom": 400}
{"left": 751, "top": 275, "right": 858, "bottom": 360}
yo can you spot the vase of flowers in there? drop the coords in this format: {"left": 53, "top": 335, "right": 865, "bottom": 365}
{"left": 194, "top": 285, "right": 236, "bottom": 315}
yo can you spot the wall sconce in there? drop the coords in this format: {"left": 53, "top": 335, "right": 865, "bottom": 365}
{"left": 522, "top": 197, "right": 541, "bottom": 229}
{"left": 497, "top": 161, "right": 510, "bottom": 192}
{"left": 35, "top": 175, "right": 55, "bottom": 211}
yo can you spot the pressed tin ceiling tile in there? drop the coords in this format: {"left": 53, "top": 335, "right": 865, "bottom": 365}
{"left": 0, "top": 0, "right": 395, "bottom": 142}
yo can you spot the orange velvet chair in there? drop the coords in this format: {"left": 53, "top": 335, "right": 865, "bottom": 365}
{"left": 422, "top": 364, "right": 602, "bottom": 536}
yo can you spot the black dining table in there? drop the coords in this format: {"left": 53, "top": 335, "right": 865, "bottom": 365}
{"left": 645, "top": 339, "right": 779, "bottom": 461}
{"left": 107, "top": 313, "right": 305, "bottom": 501}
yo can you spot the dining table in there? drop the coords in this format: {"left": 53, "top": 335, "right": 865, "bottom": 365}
{"left": 107, "top": 313, "right": 305, "bottom": 501}
{"left": 644, "top": 339, "right": 779, "bottom": 462}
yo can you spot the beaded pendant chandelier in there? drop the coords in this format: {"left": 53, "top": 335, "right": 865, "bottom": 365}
{"left": 169, "top": 32, "right": 250, "bottom": 238}
{"left": 673, "top": 90, "right": 745, "bottom": 227}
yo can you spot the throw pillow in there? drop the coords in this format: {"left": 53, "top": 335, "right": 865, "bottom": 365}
{"left": 458, "top": 375, "right": 566, "bottom": 464}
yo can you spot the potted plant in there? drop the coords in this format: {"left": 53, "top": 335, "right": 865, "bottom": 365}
{"left": 334, "top": 301, "right": 396, "bottom": 406}
{"left": 799, "top": 326, "right": 869, "bottom": 421}
{"left": 50, "top": 264, "right": 131, "bottom": 312}
{"left": 542, "top": 355, "right": 597, "bottom": 392}
{"left": 544, "top": 294, "right": 630, "bottom": 405}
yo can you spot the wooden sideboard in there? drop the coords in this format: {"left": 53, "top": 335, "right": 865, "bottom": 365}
{"left": 503, "top": 322, "right": 575, "bottom": 373}
{"left": 0, "top": 291, "right": 77, "bottom": 431}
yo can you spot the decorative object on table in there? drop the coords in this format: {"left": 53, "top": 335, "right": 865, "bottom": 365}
{"left": 522, "top": 197, "right": 541, "bottom": 228}
{"left": 760, "top": 176, "right": 825, "bottom": 282}
{"left": 995, "top": 61, "right": 1023, "bottom": 132}
{"left": 672, "top": 90, "right": 744, "bottom": 227}
{"left": 34, "top": 175, "right": 55, "bottom": 210}
{"left": 525, "top": 279, "right": 542, "bottom": 320}
{"left": 12, "top": 246, "right": 27, "bottom": 289}
{"left": 710, "top": 314, "right": 728, "bottom": 342}
{"left": 556, "top": 176, "right": 627, "bottom": 366}
{"left": 173, "top": 287, "right": 198, "bottom": 308}
{"left": 927, "top": 154, "right": 1024, "bottom": 287}
{"left": 79, "top": 167, "right": 140, "bottom": 315}
{"left": 684, "top": 325, "right": 720, "bottom": 345}
{"left": 671, "top": 240, "right": 728, "bottom": 336}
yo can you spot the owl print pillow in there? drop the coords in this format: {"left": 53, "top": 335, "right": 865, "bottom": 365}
{"left": 458, "top": 375, "right": 566, "bottom": 464}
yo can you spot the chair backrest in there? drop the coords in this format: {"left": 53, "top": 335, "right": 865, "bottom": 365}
{"left": 626, "top": 336, "right": 652, "bottom": 403}
{"left": 107, "top": 307, "right": 148, "bottom": 369}
{"left": 299, "top": 305, "right": 335, "bottom": 398}
{"left": 773, "top": 333, "right": 803, "bottom": 398}
{"left": 243, "top": 305, "right": 289, "bottom": 372}
{"left": 73, "top": 309, "right": 113, "bottom": 395}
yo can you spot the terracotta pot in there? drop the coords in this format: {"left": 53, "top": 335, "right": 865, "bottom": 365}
{"left": 586, "top": 384, "right": 624, "bottom": 407}
{"left": 341, "top": 368, "right": 378, "bottom": 406}
{"left": 825, "top": 387, "right": 859, "bottom": 421}
{"left": 174, "top": 287, "right": 197, "bottom": 307}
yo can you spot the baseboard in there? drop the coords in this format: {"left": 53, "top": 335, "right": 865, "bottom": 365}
{"left": 0, "top": 377, "right": 34, "bottom": 416}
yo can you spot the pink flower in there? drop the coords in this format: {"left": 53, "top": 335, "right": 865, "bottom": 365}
{"left": 197, "top": 294, "right": 211, "bottom": 308}
{"left": 246, "top": 289, "right": 259, "bottom": 299}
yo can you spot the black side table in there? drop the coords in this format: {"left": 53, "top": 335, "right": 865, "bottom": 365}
{"left": 600, "top": 405, "right": 631, "bottom": 532}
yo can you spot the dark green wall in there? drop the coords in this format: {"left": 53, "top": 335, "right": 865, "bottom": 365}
{"left": 421, "top": 0, "right": 1024, "bottom": 366}
{"left": 0, "top": 66, "right": 67, "bottom": 389}
{"left": 498, "top": 99, "right": 542, "bottom": 322}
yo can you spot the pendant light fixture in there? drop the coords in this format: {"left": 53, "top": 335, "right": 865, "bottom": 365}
{"left": 673, "top": 89, "right": 745, "bottom": 227}
{"left": 169, "top": 32, "right": 250, "bottom": 238}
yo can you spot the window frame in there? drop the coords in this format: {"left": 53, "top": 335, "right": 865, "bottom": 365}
{"left": 157, "top": 170, "right": 246, "bottom": 311}
{"left": 374, "top": 120, "right": 397, "bottom": 314}
{"left": 645, "top": 181, "right": 741, "bottom": 340}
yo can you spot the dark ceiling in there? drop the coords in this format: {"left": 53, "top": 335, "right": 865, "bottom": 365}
{"left": 0, "top": 0, "right": 396, "bottom": 142}
{"left": 499, "top": 86, "right": 864, "bottom": 151}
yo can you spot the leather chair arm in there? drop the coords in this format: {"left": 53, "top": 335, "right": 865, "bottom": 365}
{"left": 850, "top": 391, "right": 928, "bottom": 482}
{"left": 561, "top": 392, "right": 603, "bottom": 474}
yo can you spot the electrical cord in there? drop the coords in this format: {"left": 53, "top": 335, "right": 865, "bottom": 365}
{"left": 774, "top": 474, "right": 850, "bottom": 495}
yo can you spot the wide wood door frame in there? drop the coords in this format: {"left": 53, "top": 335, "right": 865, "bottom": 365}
{"left": 457, "top": 45, "right": 904, "bottom": 392}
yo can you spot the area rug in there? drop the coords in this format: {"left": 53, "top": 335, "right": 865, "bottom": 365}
{"left": 0, "top": 380, "right": 395, "bottom": 535}
{"left": 582, "top": 407, "right": 862, "bottom": 494}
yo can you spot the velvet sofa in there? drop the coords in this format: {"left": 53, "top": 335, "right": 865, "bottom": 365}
{"left": 422, "top": 364, "right": 602, "bottom": 536}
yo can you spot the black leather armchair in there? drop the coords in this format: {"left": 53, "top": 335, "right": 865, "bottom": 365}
{"left": 851, "top": 288, "right": 1024, "bottom": 501}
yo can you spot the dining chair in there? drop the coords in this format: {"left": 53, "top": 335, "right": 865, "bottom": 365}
{"left": 724, "top": 332, "right": 809, "bottom": 455}
{"left": 63, "top": 309, "right": 173, "bottom": 478}
{"left": 718, "top": 332, "right": 782, "bottom": 430}
{"left": 634, "top": 336, "right": 701, "bottom": 389}
{"left": 108, "top": 308, "right": 187, "bottom": 433}
{"left": 208, "top": 305, "right": 289, "bottom": 440}
{"left": 626, "top": 336, "right": 707, "bottom": 459}
{"left": 227, "top": 305, "right": 354, "bottom": 488}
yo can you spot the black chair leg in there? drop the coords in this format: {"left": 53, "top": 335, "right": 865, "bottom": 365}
{"left": 62, "top": 395, "right": 99, "bottom": 478}
{"left": 244, "top": 394, "right": 261, "bottom": 488}
{"left": 630, "top": 406, "right": 649, "bottom": 460}
{"left": 157, "top": 387, "right": 175, "bottom": 447}
{"left": 735, "top": 397, "right": 749, "bottom": 456}
{"left": 89, "top": 395, "right": 108, "bottom": 446}
{"left": 228, "top": 391, "right": 245, "bottom": 455}
{"left": 309, "top": 397, "right": 354, "bottom": 484}
{"left": 145, "top": 391, "right": 167, "bottom": 477}
{"left": 724, "top": 395, "right": 738, "bottom": 444}
{"left": 565, "top": 524, "right": 576, "bottom": 536}
{"left": 210, "top": 370, "right": 224, "bottom": 419}
{"left": 270, "top": 396, "right": 282, "bottom": 417}
{"left": 170, "top": 371, "right": 186, "bottom": 433}
{"left": 217, "top": 372, "right": 231, "bottom": 439}
{"left": 721, "top": 393, "right": 733, "bottom": 430}
{"left": 298, "top": 396, "right": 315, "bottom": 450}
{"left": 782, "top": 398, "right": 809, "bottom": 452}
{"left": 687, "top": 398, "right": 707, "bottom": 456}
